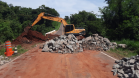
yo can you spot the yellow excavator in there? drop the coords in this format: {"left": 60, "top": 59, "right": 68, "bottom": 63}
{"left": 24, "top": 12, "right": 86, "bottom": 35}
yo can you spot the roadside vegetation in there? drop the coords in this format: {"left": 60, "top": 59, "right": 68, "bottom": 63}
{"left": 108, "top": 39, "right": 139, "bottom": 58}
{"left": 0, "top": 45, "right": 27, "bottom": 57}
{"left": 12, "top": 45, "right": 28, "bottom": 57}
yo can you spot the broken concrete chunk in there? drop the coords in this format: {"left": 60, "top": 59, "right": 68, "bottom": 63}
{"left": 112, "top": 69, "right": 118, "bottom": 76}
{"left": 129, "top": 59, "right": 135, "bottom": 65}
{"left": 85, "top": 36, "right": 92, "bottom": 41}
{"left": 117, "top": 73, "right": 123, "bottom": 77}
{"left": 42, "top": 46, "right": 49, "bottom": 52}
{"left": 118, "top": 44, "right": 127, "bottom": 48}
{"left": 92, "top": 34, "right": 98, "bottom": 37}
{"left": 113, "top": 64, "right": 120, "bottom": 69}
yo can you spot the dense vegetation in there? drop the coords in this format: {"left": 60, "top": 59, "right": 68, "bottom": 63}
{"left": 70, "top": 11, "right": 105, "bottom": 37}
{"left": 99, "top": 0, "right": 139, "bottom": 40}
{"left": 0, "top": 1, "right": 60, "bottom": 44}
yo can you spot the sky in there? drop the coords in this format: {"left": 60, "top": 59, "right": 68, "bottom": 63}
{"left": 1, "top": 0, "right": 108, "bottom": 18}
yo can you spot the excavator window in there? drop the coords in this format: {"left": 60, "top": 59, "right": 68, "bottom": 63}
{"left": 65, "top": 25, "right": 74, "bottom": 32}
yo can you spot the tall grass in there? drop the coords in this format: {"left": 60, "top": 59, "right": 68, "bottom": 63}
{"left": 0, "top": 45, "right": 27, "bottom": 57}
{"left": 110, "top": 39, "right": 139, "bottom": 57}
{"left": 115, "top": 39, "right": 139, "bottom": 52}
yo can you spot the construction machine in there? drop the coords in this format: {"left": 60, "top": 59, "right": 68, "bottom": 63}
{"left": 24, "top": 12, "right": 86, "bottom": 35}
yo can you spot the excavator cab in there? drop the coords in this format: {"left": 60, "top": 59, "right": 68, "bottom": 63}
{"left": 65, "top": 25, "right": 74, "bottom": 33}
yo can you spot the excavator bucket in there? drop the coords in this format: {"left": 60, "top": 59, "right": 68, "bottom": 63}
{"left": 24, "top": 26, "right": 32, "bottom": 33}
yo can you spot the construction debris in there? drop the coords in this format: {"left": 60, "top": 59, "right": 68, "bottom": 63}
{"left": 0, "top": 55, "right": 11, "bottom": 66}
{"left": 76, "top": 35, "right": 85, "bottom": 40}
{"left": 41, "top": 34, "right": 118, "bottom": 53}
{"left": 112, "top": 55, "right": 139, "bottom": 78}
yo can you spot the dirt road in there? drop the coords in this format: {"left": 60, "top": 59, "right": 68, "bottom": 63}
{"left": 0, "top": 45, "right": 117, "bottom": 78}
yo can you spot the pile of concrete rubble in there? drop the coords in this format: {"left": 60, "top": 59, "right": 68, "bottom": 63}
{"left": 0, "top": 55, "right": 11, "bottom": 66}
{"left": 40, "top": 34, "right": 118, "bottom": 54}
{"left": 112, "top": 55, "right": 139, "bottom": 78}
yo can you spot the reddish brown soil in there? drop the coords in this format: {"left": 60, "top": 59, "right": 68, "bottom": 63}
{"left": 0, "top": 46, "right": 118, "bottom": 78}
{"left": 76, "top": 35, "right": 85, "bottom": 40}
{"left": 11, "top": 30, "right": 59, "bottom": 45}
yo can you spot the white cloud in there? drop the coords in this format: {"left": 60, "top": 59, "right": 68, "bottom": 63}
{"left": 2, "top": 0, "right": 107, "bottom": 18}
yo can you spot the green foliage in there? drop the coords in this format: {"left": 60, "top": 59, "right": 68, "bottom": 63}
{"left": 12, "top": 45, "right": 28, "bottom": 57}
{"left": 0, "top": 48, "right": 5, "bottom": 55}
{"left": 113, "top": 39, "right": 139, "bottom": 54}
{"left": 100, "top": 0, "right": 139, "bottom": 40}
{"left": 70, "top": 10, "right": 105, "bottom": 37}
{"left": 64, "top": 16, "right": 70, "bottom": 24}
{"left": 109, "top": 48, "right": 137, "bottom": 58}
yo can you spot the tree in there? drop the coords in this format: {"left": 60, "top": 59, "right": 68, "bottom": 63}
{"left": 99, "top": 0, "right": 139, "bottom": 40}
{"left": 70, "top": 10, "right": 104, "bottom": 36}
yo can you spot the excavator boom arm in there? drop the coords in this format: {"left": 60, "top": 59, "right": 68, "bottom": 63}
{"left": 31, "top": 12, "right": 68, "bottom": 27}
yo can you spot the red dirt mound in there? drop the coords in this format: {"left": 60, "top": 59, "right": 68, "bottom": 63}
{"left": 12, "top": 30, "right": 59, "bottom": 45}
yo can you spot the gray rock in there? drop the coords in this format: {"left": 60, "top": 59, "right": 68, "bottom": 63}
{"left": 91, "top": 42, "right": 96, "bottom": 45}
{"left": 113, "top": 64, "right": 120, "bottom": 69}
{"left": 78, "top": 48, "right": 83, "bottom": 52}
{"left": 69, "top": 41, "right": 75, "bottom": 45}
{"left": 59, "top": 35, "right": 66, "bottom": 39}
{"left": 112, "top": 69, "right": 118, "bottom": 76}
{"left": 42, "top": 45, "right": 49, "bottom": 52}
{"left": 94, "top": 37, "right": 99, "bottom": 41}
{"left": 135, "top": 63, "right": 139, "bottom": 70}
{"left": 131, "top": 56, "right": 136, "bottom": 59}
{"left": 100, "top": 38, "right": 104, "bottom": 42}
{"left": 112, "top": 42, "right": 117, "bottom": 47}
{"left": 52, "top": 47, "right": 56, "bottom": 51}
{"left": 55, "top": 44, "right": 60, "bottom": 48}
{"left": 78, "top": 41, "right": 82, "bottom": 44}
{"left": 49, "top": 49, "right": 53, "bottom": 52}
{"left": 115, "top": 60, "right": 120, "bottom": 63}
{"left": 58, "top": 50, "right": 62, "bottom": 53}
{"left": 49, "top": 39, "right": 55, "bottom": 44}
{"left": 117, "top": 73, "right": 123, "bottom": 77}
{"left": 135, "top": 70, "right": 139, "bottom": 78}
{"left": 123, "top": 74, "right": 129, "bottom": 78}
{"left": 92, "top": 34, "right": 98, "bottom": 37}
{"left": 63, "top": 40, "right": 68, "bottom": 45}
{"left": 49, "top": 46, "right": 53, "bottom": 49}
{"left": 129, "top": 59, "right": 135, "bottom": 64}
{"left": 103, "top": 38, "right": 109, "bottom": 42}
{"left": 85, "top": 36, "right": 92, "bottom": 41}
{"left": 53, "top": 37, "right": 59, "bottom": 41}
{"left": 103, "top": 47, "right": 108, "bottom": 51}
{"left": 0, "top": 60, "right": 4, "bottom": 65}
{"left": 66, "top": 45, "right": 73, "bottom": 52}
{"left": 117, "top": 69, "right": 124, "bottom": 74}
{"left": 67, "top": 34, "right": 74, "bottom": 40}
{"left": 118, "top": 44, "right": 127, "bottom": 48}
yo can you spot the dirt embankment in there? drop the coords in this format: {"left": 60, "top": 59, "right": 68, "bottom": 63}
{"left": 12, "top": 30, "right": 59, "bottom": 45}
